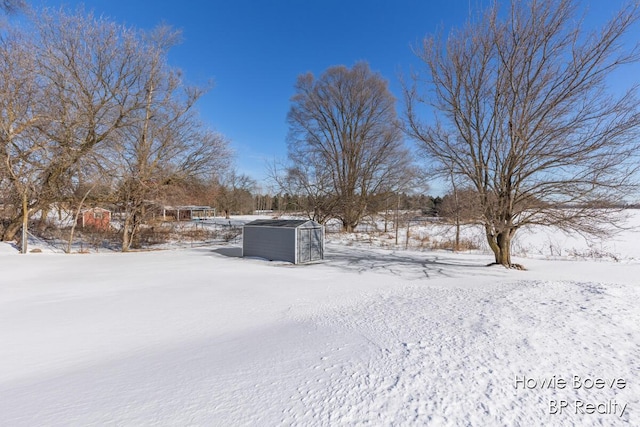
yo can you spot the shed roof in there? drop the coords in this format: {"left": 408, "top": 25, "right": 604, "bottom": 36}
{"left": 163, "top": 205, "right": 214, "bottom": 210}
{"left": 80, "top": 207, "right": 111, "bottom": 213}
{"left": 244, "top": 219, "right": 319, "bottom": 228}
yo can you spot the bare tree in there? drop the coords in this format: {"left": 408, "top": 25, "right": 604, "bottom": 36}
{"left": 0, "top": 25, "right": 44, "bottom": 249}
{"left": 64, "top": 151, "right": 119, "bottom": 253}
{"left": 405, "top": 0, "right": 640, "bottom": 268}
{"left": 1, "top": 8, "right": 147, "bottom": 242}
{"left": 114, "top": 26, "right": 231, "bottom": 251}
{"left": 0, "top": 8, "right": 232, "bottom": 251}
{"left": 288, "top": 62, "right": 413, "bottom": 232}
{"left": 439, "top": 184, "right": 481, "bottom": 251}
{"left": 268, "top": 158, "right": 338, "bottom": 223}
{"left": 216, "top": 170, "right": 256, "bottom": 218}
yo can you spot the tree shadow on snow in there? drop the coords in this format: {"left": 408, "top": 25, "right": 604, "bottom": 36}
{"left": 324, "top": 244, "right": 498, "bottom": 280}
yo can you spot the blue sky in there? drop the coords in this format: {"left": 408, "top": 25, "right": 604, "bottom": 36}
{"left": 29, "top": 1, "right": 639, "bottom": 193}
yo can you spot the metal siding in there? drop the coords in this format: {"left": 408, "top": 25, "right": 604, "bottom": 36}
{"left": 243, "top": 221, "right": 324, "bottom": 264}
{"left": 243, "top": 226, "right": 296, "bottom": 263}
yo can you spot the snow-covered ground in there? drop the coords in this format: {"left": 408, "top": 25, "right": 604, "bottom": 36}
{"left": 1, "top": 213, "right": 639, "bottom": 426}
{"left": 336, "top": 209, "right": 640, "bottom": 263}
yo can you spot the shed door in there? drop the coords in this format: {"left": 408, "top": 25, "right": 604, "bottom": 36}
{"left": 298, "top": 227, "right": 323, "bottom": 263}
{"left": 309, "top": 227, "right": 323, "bottom": 260}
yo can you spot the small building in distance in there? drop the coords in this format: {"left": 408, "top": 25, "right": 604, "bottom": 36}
{"left": 161, "top": 206, "right": 216, "bottom": 221}
{"left": 242, "top": 219, "right": 324, "bottom": 264}
{"left": 77, "top": 207, "right": 111, "bottom": 230}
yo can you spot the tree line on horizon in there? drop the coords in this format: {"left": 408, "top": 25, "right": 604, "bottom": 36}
{"left": 2, "top": 0, "right": 640, "bottom": 267}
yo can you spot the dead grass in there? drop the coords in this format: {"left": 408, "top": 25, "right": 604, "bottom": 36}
{"left": 427, "top": 238, "right": 480, "bottom": 252}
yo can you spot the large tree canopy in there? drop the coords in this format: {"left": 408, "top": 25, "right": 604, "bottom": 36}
{"left": 0, "top": 8, "right": 231, "bottom": 250}
{"left": 287, "top": 62, "right": 412, "bottom": 231}
{"left": 405, "top": 0, "right": 640, "bottom": 267}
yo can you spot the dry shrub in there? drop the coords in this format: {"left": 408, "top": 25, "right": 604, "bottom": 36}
{"left": 138, "top": 225, "right": 173, "bottom": 246}
{"left": 430, "top": 238, "right": 479, "bottom": 251}
{"left": 182, "top": 227, "right": 216, "bottom": 241}
{"left": 82, "top": 226, "right": 120, "bottom": 250}
{"left": 418, "top": 235, "right": 430, "bottom": 247}
{"left": 222, "top": 228, "right": 242, "bottom": 242}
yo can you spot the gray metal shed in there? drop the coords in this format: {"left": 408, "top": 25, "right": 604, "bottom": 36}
{"left": 242, "top": 219, "right": 324, "bottom": 264}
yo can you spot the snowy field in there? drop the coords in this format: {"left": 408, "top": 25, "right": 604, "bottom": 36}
{"left": 1, "top": 213, "right": 639, "bottom": 426}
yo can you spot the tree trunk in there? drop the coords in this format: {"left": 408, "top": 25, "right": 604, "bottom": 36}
{"left": 341, "top": 210, "right": 360, "bottom": 232}
{"left": 394, "top": 193, "right": 400, "bottom": 244}
{"left": 384, "top": 197, "right": 389, "bottom": 232}
{"left": 405, "top": 219, "right": 411, "bottom": 249}
{"left": 495, "top": 232, "right": 512, "bottom": 266}
{"left": 2, "top": 216, "right": 22, "bottom": 241}
{"left": 486, "top": 227, "right": 515, "bottom": 267}
{"left": 454, "top": 216, "right": 460, "bottom": 252}
{"left": 68, "top": 189, "right": 92, "bottom": 253}
{"left": 67, "top": 212, "right": 80, "bottom": 253}
{"left": 21, "top": 193, "right": 28, "bottom": 254}
{"left": 452, "top": 173, "right": 460, "bottom": 251}
{"left": 129, "top": 214, "right": 141, "bottom": 249}
{"left": 122, "top": 214, "right": 133, "bottom": 252}
{"left": 37, "top": 207, "right": 50, "bottom": 233}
